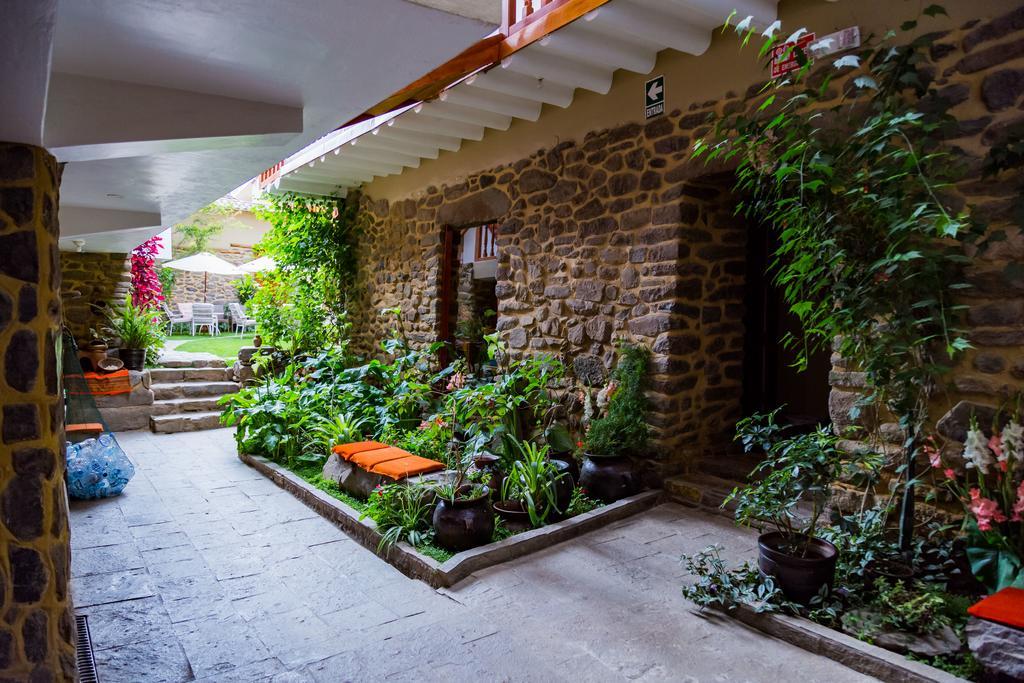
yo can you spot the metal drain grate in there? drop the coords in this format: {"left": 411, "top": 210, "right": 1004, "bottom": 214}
{"left": 74, "top": 614, "right": 99, "bottom": 683}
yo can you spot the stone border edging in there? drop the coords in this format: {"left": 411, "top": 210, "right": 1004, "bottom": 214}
{"left": 239, "top": 452, "right": 662, "bottom": 587}
{"left": 717, "top": 602, "right": 966, "bottom": 683}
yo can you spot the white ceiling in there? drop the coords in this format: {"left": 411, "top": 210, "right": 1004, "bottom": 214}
{"left": 273, "top": 0, "right": 778, "bottom": 197}
{"left": 2, "top": 0, "right": 494, "bottom": 252}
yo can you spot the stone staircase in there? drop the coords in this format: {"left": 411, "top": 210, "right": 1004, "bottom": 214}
{"left": 148, "top": 360, "right": 239, "bottom": 434}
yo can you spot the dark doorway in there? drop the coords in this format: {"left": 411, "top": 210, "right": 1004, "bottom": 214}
{"left": 741, "top": 223, "right": 832, "bottom": 430}
{"left": 440, "top": 224, "right": 498, "bottom": 367}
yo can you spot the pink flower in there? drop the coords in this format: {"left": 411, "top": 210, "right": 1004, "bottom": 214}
{"left": 989, "top": 434, "right": 1004, "bottom": 461}
{"left": 1012, "top": 481, "right": 1024, "bottom": 522}
{"left": 418, "top": 420, "right": 431, "bottom": 431}
{"left": 969, "top": 488, "right": 1008, "bottom": 531}
{"left": 943, "top": 468, "right": 956, "bottom": 480}
{"left": 446, "top": 372, "right": 465, "bottom": 391}
{"left": 924, "top": 442, "right": 941, "bottom": 469}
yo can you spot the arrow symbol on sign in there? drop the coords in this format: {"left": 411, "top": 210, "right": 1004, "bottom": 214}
{"left": 647, "top": 80, "right": 663, "bottom": 101}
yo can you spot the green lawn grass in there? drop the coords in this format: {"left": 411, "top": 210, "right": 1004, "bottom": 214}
{"left": 167, "top": 334, "right": 252, "bottom": 361}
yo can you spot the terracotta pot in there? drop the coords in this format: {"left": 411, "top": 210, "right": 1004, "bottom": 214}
{"left": 493, "top": 499, "right": 531, "bottom": 532}
{"left": 253, "top": 335, "right": 263, "bottom": 348}
{"left": 118, "top": 348, "right": 146, "bottom": 372}
{"left": 432, "top": 485, "right": 494, "bottom": 551}
{"left": 579, "top": 453, "right": 639, "bottom": 503}
{"left": 757, "top": 532, "right": 838, "bottom": 605}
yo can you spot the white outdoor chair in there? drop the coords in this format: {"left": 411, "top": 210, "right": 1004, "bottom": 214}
{"left": 190, "top": 303, "right": 219, "bottom": 336}
{"left": 228, "top": 302, "right": 257, "bottom": 336}
{"left": 212, "top": 302, "right": 227, "bottom": 331}
{"left": 162, "top": 301, "right": 191, "bottom": 335}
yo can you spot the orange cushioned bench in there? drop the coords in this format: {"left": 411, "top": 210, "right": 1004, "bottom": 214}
{"left": 331, "top": 441, "right": 444, "bottom": 482}
{"left": 968, "top": 587, "right": 1024, "bottom": 629}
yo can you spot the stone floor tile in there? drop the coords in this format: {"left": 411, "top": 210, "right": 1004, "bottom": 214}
{"left": 81, "top": 596, "right": 176, "bottom": 650}
{"left": 173, "top": 613, "right": 272, "bottom": 678}
{"left": 192, "top": 657, "right": 289, "bottom": 683}
{"left": 71, "top": 542, "right": 145, "bottom": 578}
{"left": 92, "top": 637, "right": 193, "bottom": 683}
{"left": 72, "top": 567, "right": 155, "bottom": 608}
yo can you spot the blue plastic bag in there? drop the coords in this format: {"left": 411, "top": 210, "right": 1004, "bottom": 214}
{"left": 65, "top": 434, "right": 135, "bottom": 499}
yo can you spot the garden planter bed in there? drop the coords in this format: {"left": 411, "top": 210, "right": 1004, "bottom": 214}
{"left": 239, "top": 452, "right": 662, "bottom": 587}
{"left": 709, "top": 601, "right": 966, "bottom": 683}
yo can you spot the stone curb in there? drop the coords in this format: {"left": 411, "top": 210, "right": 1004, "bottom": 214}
{"left": 714, "top": 602, "right": 966, "bottom": 683}
{"left": 239, "top": 452, "right": 662, "bottom": 588}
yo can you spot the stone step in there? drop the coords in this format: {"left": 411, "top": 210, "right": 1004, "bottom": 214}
{"left": 153, "top": 396, "right": 225, "bottom": 412}
{"left": 151, "top": 381, "right": 239, "bottom": 400}
{"left": 664, "top": 472, "right": 742, "bottom": 517}
{"left": 158, "top": 358, "right": 228, "bottom": 369}
{"left": 150, "top": 411, "right": 224, "bottom": 433}
{"left": 149, "top": 367, "right": 233, "bottom": 383}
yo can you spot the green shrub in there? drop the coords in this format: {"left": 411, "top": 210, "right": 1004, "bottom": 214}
{"left": 583, "top": 343, "right": 650, "bottom": 456}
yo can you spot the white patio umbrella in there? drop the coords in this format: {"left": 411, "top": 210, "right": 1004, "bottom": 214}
{"left": 162, "top": 251, "right": 243, "bottom": 302}
{"left": 238, "top": 255, "right": 277, "bottom": 273}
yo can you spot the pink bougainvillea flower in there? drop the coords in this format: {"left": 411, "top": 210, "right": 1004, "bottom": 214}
{"left": 943, "top": 468, "right": 956, "bottom": 480}
{"left": 924, "top": 442, "right": 941, "bottom": 469}
{"left": 418, "top": 420, "right": 431, "bottom": 431}
{"left": 969, "top": 488, "right": 1007, "bottom": 532}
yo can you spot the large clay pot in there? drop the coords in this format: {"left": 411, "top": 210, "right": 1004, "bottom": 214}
{"left": 550, "top": 459, "right": 574, "bottom": 518}
{"left": 472, "top": 454, "right": 504, "bottom": 498}
{"left": 493, "top": 499, "right": 531, "bottom": 533}
{"left": 118, "top": 348, "right": 146, "bottom": 372}
{"left": 757, "top": 532, "right": 838, "bottom": 605}
{"left": 580, "top": 453, "right": 639, "bottom": 503}
{"left": 432, "top": 485, "right": 494, "bottom": 551}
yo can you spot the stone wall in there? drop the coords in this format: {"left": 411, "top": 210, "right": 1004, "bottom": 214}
{"left": 352, "top": 131, "right": 750, "bottom": 477}
{"left": 168, "top": 245, "right": 252, "bottom": 306}
{"left": 60, "top": 251, "right": 130, "bottom": 342}
{"left": 0, "top": 143, "right": 77, "bottom": 681}
{"left": 351, "top": 7, "right": 1024, "bottom": 483}
{"left": 826, "top": 10, "right": 1024, "bottom": 502}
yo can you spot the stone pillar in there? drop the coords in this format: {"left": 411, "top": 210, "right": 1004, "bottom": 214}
{"left": 0, "top": 143, "right": 76, "bottom": 681}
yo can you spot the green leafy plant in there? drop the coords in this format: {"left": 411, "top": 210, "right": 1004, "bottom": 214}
{"left": 233, "top": 274, "right": 257, "bottom": 305}
{"left": 729, "top": 410, "right": 881, "bottom": 556}
{"left": 699, "top": 8, "right": 991, "bottom": 551}
{"left": 253, "top": 192, "right": 362, "bottom": 353}
{"left": 844, "top": 578, "right": 956, "bottom": 639}
{"left": 104, "top": 299, "right": 165, "bottom": 360}
{"left": 361, "top": 483, "right": 435, "bottom": 554}
{"left": 311, "top": 412, "right": 368, "bottom": 459}
{"left": 583, "top": 343, "right": 650, "bottom": 457}
{"left": 681, "top": 546, "right": 783, "bottom": 612}
{"left": 501, "top": 441, "right": 566, "bottom": 527}
{"left": 567, "top": 488, "right": 601, "bottom": 516}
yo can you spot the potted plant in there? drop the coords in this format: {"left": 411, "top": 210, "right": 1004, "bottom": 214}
{"left": 453, "top": 313, "right": 490, "bottom": 373}
{"left": 431, "top": 405, "right": 494, "bottom": 551}
{"left": 105, "top": 300, "right": 164, "bottom": 371}
{"left": 580, "top": 343, "right": 649, "bottom": 502}
{"left": 729, "top": 410, "right": 877, "bottom": 604}
{"left": 497, "top": 441, "right": 568, "bottom": 529}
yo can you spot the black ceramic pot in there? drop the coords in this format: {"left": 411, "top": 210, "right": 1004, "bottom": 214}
{"left": 549, "top": 459, "right": 574, "bottom": 518}
{"left": 432, "top": 485, "right": 494, "bottom": 551}
{"left": 118, "top": 348, "right": 146, "bottom": 371}
{"left": 550, "top": 453, "right": 580, "bottom": 483}
{"left": 472, "top": 454, "right": 504, "bottom": 498}
{"left": 493, "top": 499, "right": 532, "bottom": 532}
{"left": 757, "top": 532, "right": 839, "bottom": 605}
{"left": 579, "top": 453, "right": 639, "bottom": 503}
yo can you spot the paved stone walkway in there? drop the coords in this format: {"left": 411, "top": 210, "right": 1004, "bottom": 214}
{"left": 70, "top": 428, "right": 875, "bottom": 682}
